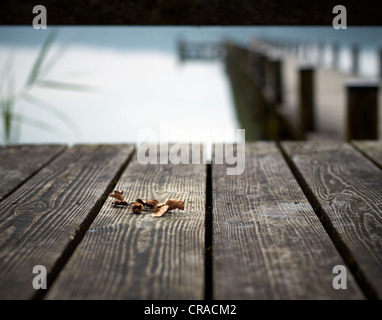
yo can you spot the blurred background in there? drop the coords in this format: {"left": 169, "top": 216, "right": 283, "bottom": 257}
{"left": 1, "top": 26, "right": 382, "bottom": 146}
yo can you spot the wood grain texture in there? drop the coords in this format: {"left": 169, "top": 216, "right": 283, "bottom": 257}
{"left": 0, "top": 145, "right": 66, "bottom": 202}
{"left": 46, "top": 145, "right": 206, "bottom": 300}
{"left": 281, "top": 141, "right": 382, "bottom": 299}
{"left": 0, "top": 144, "right": 134, "bottom": 300}
{"left": 212, "top": 142, "right": 363, "bottom": 299}
{"left": 352, "top": 141, "right": 382, "bottom": 170}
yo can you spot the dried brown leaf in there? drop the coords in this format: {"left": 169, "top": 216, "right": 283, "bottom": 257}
{"left": 112, "top": 200, "right": 128, "bottom": 207}
{"left": 165, "top": 199, "right": 185, "bottom": 211}
{"left": 135, "top": 198, "right": 146, "bottom": 206}
{"left": 152, "top": 204, "right": 169, "bottom": 217}
{"left": 131, "top": 202, "right": 144, "bottom": 214}
{"left": 109, "top": 190, "right": 125, "bottom": 202}
{"left": 145, "top": 199, "right": 160, "bottom": 208}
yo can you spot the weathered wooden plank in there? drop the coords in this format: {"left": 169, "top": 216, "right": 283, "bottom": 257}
{"left": 281, "top": 141, "right": 382, "bottom": 299}
{"left": 0, "top": 144, "right": 134, "bottom": 300}
{"left": 352, "top": 141, "right": 382, "bottom": 170}
{"left": 0, "top": 145, "right": 66, "bottom": 202}
{"left": 46, "top": 145, "right": 206, "bottom": 299}
{"left": 212, "top": 142, "right": 363, "bottom": 299}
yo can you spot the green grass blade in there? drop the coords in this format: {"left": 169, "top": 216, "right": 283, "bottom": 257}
{"left": 2, "top": 100, "right": 12, "bottom": 144}
{"left": 0, "top": 54, "right": 14, "bottom": 98}
{"left": 2, "top": 70, "right": 15, "bottom": 144}
{"left": 39, "top": 40, "right": 70, "bottom": 77}
{"left": 36, "top": 79, "right": 97, "bottom": 92}
{"left": 25, "top": 29, "right": 58, "bottom": 87}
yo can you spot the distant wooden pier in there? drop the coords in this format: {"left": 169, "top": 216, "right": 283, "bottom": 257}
{"left": 177, "top": 40, "right": 225, "bottom": 62}
{"left": 223, "top": 40, "right": 382, "bottom": 141}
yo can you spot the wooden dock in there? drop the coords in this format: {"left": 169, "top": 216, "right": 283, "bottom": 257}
{"left": 0, "top": 142, "right": 381, "bottom": 300}
{"left": 177, "top": 40, "right": 224, "bottom": 62}
{"left": 224, "top": 41, "right": 382, "bottom": 142}
{"left": 281, "top": 56, "right": 382, "bottom": 141}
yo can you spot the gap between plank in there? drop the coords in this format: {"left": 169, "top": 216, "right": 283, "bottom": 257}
{"left": 0, "top": 146, "right": 67, "bottom": 204}
{"left": 350, "top": 142, "right": 382, "bottom": 171}
{"left": 32, "top": 147, "right": 136, "bottom": 300}
{"left": 276, "top": 142, "right": 377, "bottom": 300}
{"left": 205, "top": 163, "right": 213, "bottom": 300}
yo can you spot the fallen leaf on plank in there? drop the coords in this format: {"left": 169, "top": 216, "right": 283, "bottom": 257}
{"left": 135, "top": 198, "right": 146, "bottom": 206}
{"left": 152, "top": 204, "right": 169, "bottom": 217}
{"left": 135, "top": 198, "right": 160, "bottom": 208}
{"left": 145, "top": 199, "right": 160, "bottom": 208}
{"left": 109, "top": 190, "right": 124, "bottom": 201}
{"left": 131, "top": 202, "right": 144, "bottom": 214}
{"left": 165, "top": 199, "right": 185, "bottom": 210}
{"left": 109, "top": 190, "right": 128, "bottom": 206}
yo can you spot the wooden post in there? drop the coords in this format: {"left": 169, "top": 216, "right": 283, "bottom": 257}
{"left": 298, "top": 43, "right": 303, "bottom": 60}
{"left": 301, "top": 43, "right": 307, "bottom": 60}
{"left": 318, "top": 41, "right": 325, "bottom": 66}
{"left": 298, "top": 64, "right": 315, "bottom": 139}
{"left": 257, "top": 52, "right": 267, "bottom": 88}
{"left": 332, "top": 42, "right": 339, "bottom": 70}
{"left": 248, "top": 48, "right": 266, "bottom": 88}
{"left": 268, "top": 57, "right": 283, "bottom": 105}
{"left": 247, "top": 46, "right": 269, "bottom": 140}
{"left": 262, "top": 57, "right": 281, "bottom": 141}
{"left": 345, "top": 80, "right": 379, "bottom": 141}
{"left": 294, "top": 42, "right": 299, "bottom": 57}
{"left": 248, "top": 48, "right": 259, "bottom": 78}
{"left": 303, "top": 42, "right": 311, "bottom": 62}
{"left": 351, "top": 44, "right": 359, "bottom": 75}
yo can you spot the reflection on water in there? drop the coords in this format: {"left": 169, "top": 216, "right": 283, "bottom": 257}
{"left": 0, "top": 26, "right": 381, "bottom": 145}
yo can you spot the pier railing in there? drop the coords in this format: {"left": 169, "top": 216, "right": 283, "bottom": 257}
{"left": 224, "top": 40, "right": 381, "bottom": 141}
{"left": 224, "top": 42, "right": 294, "bottom": 141}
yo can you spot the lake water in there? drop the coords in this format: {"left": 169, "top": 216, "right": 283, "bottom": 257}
{"left": 1, "top": 26, "right": 381, "bottom": 146}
